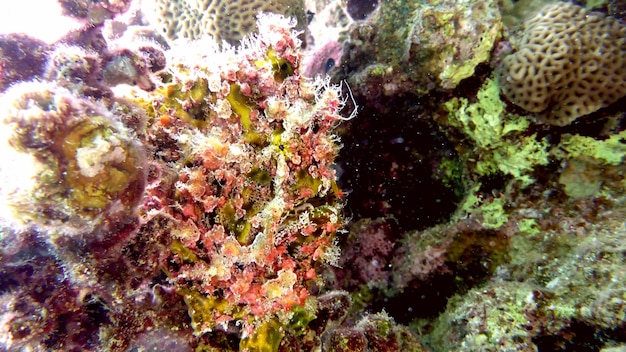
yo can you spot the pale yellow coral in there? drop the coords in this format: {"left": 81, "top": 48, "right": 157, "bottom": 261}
{"left": 497, "top": 2, "right": 626, "bottom": 126}
{"left": 141, "top": 0, "right": 307, "bottom": 45}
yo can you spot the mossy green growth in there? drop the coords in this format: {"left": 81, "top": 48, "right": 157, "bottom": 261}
{"left": 459, "top": 183, "right": 509, "bottom": 229}
{"left": 373, "top": 315, "right": 393, "bottom": 337}
{"left": 557, "top": 157, "right": 605, "bottom": 198}
{"left": 426, "top": 283, "right": 537, "bottom": 351}
{"left": 554, "top": 130, "right": 626, "bottom": 198}
{"left": 478, "top": 196, "right": 508, "bottom": 229}
{"left": 555, "top": 130, "right": 626, "bottom": 166}
{"left": 444, "top": 77, "right": 549, "bottom": 187}
{"left": 367, "top": 0, "right": 502, "bottom": 91}
{"left": 374, "top": 0, "right": 417, "bottom": 66}
{"left": 348, "top": 285, "right": 375, "bottom": 316}
{"left": 517, "top": 218, "right": 540, "bottom": 235}
{"left": 437, "top": 157, "right": 467, "bottom": 198}
{"left": 436, "top": 11, "right": 502, "bottom": 88}
{"left": 288, "top": 304, "right": 317, "bottom": 336}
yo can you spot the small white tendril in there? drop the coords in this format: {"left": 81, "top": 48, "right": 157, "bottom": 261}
{"left": 339, "top": 79, "right": 359, "bottom": 121}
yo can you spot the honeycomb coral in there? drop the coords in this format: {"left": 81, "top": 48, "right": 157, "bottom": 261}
{"left": 141, "top": 0, "right": 307, "bottom": 45}
{"left": 497, "top": 2, "right": 626, "bottom": 126}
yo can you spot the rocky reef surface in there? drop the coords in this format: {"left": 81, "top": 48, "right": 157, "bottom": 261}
{"left": 1, "top": 0, "right": 626, "bottom": 351}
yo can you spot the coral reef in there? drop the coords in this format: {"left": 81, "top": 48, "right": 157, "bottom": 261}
{"left": 2, "top": 0, "right": 626, "bottom": 351}
{"left": 0, "top": 81, "right": 146, "bottom": 236}
{"left": 424, "top": 201, "right": 626, "bottom": 351}
{"left": 442, "top": 77, "right": 550, "bottom": 186}
{"left": 497, "top": 2, "right": 626, "bottom": 126}
{"left": 332, "top": 217, "right": 398, "bottom": 300}
{"left": 324, "top": 311, "right": 426, "bottom": 352}
{"left": 334, "top": 47, "right": 626, "bottom": 350}
{"left": 44, "top": 43, "right": 164, "bottom": 96}
{"left": 58, "top": 0, "right": 133, "bottom": 25}
{"left": 141, "top": 0, "right": 307, "bottom": 45}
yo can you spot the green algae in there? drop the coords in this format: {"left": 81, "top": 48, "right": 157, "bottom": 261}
{"left": 444, "top": 77, "right": 549, "bottom": 187}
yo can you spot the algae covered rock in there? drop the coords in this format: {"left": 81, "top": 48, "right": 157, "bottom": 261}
{"left": 0, "top": 81, "right": 146, "bottom": 236}
{"left": 338, "top": 0, "right": 502, "bottom": 98}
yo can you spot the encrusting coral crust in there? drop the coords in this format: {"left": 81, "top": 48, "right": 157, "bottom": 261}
{"left": 336, "top": 0, "right": 502, "bottom": 99}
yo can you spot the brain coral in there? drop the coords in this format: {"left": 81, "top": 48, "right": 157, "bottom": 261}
{"left": 497, "top": 2, "right": 626, "bottom": 126}
{"left": 141, "top": 0, "right": 307, "bottom": 45}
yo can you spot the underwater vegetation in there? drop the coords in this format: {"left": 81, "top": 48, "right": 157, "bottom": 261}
{"left": 0, "top": 0, "right": 625, "bottom": 351}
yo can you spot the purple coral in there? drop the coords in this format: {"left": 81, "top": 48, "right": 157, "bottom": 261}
{"left": 0, "top": 33, "right": 49, "bottom": 92}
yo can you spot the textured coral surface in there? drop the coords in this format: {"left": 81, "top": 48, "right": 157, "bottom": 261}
{"left": 497, "top": 2, "right": 626, "bottom": 125}
{"left": 141, "top": 0, "right": 307, "bottom": 45}
{"left": 336, "top": 0, "right": 502, "bottom": 98}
